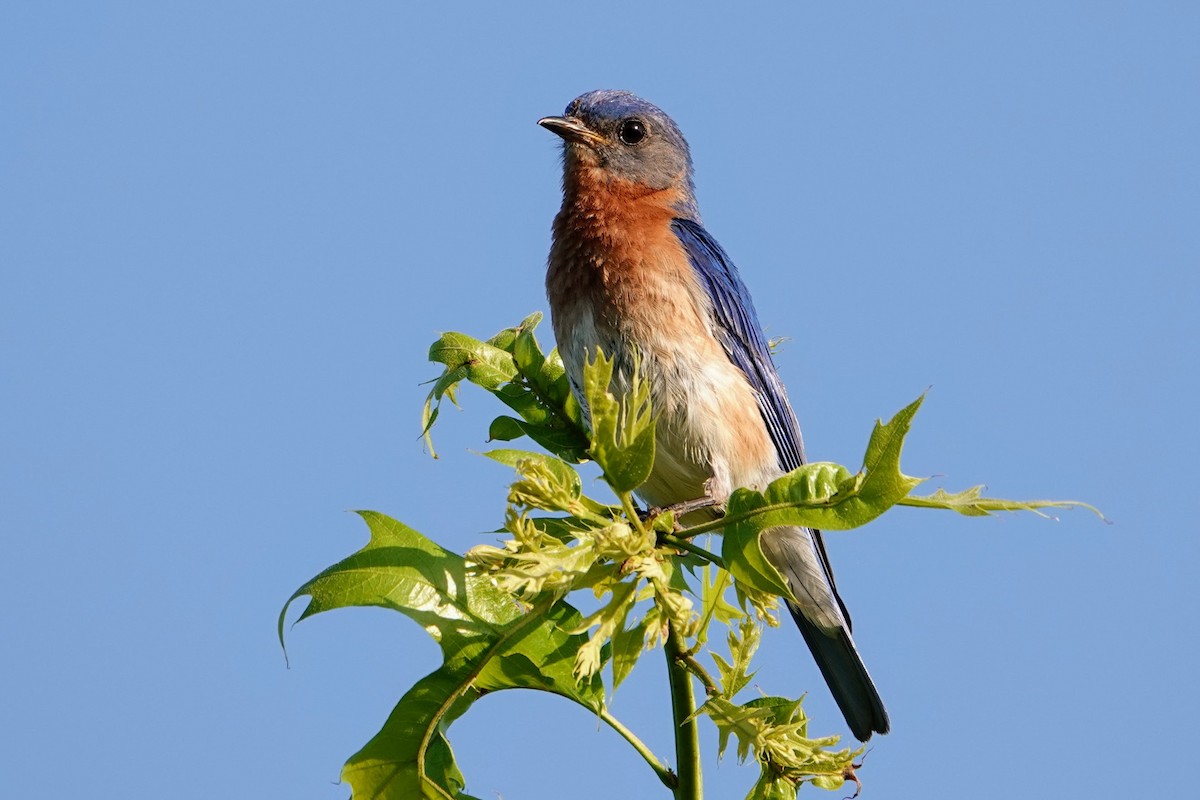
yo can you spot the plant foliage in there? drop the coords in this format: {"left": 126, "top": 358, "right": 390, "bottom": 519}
{"left": 283, "top": 314, "right": 1100, "bottom": 799}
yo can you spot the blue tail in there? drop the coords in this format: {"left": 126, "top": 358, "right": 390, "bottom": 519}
{"left": 788, "top": 603, "right": 890, "bottom": 741}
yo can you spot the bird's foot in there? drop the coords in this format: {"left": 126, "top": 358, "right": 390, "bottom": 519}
{"left": 660, "top": 495, "right": 721, "bottom": 518}
{"left": 644, "top": 495, "right": 721, "bottom": 530}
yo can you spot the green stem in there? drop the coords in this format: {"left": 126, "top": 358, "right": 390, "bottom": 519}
{"left": 690, "top": 565, "right": 729, "bottom": 652}
{"left": 659, "top": 534, "right": 724, "bottom": 569}
{"left": 597, "top": 707, "right": 677, "bottom": 790}
{"left": 621, "top": 492, "right": 649, "bottom": 537}
{"left": 678, "top": 652, "right": 720, "bottom": 697}
{"left": 675, "top": 511, "right": 734, "bottom": 539}
{"left": 666, "top": 626, "right": 703, "bottom": 799}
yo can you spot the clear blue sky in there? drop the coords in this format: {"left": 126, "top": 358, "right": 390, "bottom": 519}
{"left": 3, "top": 3, "right": 1197, "bottom": 798}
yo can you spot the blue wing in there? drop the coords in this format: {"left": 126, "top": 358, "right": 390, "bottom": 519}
{"left": 671, "top": 217, "right": 851, "bottom": 615}
{"left": 673, "top": 220, "right": 894, "bottom": 739}
{"left": 671, "top": 218, "right": 808, "bottom": 472}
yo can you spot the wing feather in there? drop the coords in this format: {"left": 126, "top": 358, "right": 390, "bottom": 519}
{"left": 671, "top": 217, "right": 849, "bottom": 621}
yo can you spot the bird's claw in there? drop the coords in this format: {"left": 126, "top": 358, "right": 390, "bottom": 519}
{"left": 642, "top": 495, "right": 721, "bottom": 531}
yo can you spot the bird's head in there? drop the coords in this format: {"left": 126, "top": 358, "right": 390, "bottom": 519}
{"left": 540, "top": 90, "right": 697, "bottom": 214}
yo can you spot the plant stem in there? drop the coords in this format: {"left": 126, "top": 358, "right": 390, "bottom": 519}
{"left": 678, "top": 652, "right": 720, "bottom": 697}
{"left": 621, "top": 492, "right": 650, "bottom": 537}
{"left": 597, "top": 708, "right": 677, "bottom": 790}
{"left": 659, "top": 534, "right": 724, "bottom": 569}
{"left": 691, "top": 564, "right": 729, "bottom": 652}
{"left": 665, "top": 626, "right": 703, "bottom": 799}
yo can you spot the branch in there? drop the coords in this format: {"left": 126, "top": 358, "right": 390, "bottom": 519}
{"left": 676, "top": 652, "right": 719, "bottom": 697}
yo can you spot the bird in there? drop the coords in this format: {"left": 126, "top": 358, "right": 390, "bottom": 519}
{"left": 539, "top": 90, "right": 889, "bottom": 741}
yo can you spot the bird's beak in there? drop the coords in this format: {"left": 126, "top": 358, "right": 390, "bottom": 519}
{"left": 538, "top": 115, "right": 606, "bottom": 147}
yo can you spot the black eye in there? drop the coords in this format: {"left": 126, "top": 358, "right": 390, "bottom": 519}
{"left": 618, "top": 118, "right": 646, "bottom": 145}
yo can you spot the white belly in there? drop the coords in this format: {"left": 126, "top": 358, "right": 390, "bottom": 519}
{"left": 556, "top": 303, "right": 780, "bottom": 510}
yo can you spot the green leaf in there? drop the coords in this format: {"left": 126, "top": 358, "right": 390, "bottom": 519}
{"left": 712, "top": 618, "right": 760, "bottom": 699}
{"left": 523, "top": 514, "right": 604, "bottom": 543}
{"left": 280, "top": 511, "right": 510, "bottom": 663}
{"left": 533, "top": 347, "right": 574, "bottom": 411}
{"left": 281, "top": 512, "right": 603, "bottom": 799}
{"left": 610, "top": 615, "right": 651, "bottom": 691}
{"left": 582, "top": 349, "right": 656, "bottom": 493}
{"left": 899, "top": 485, "right": 1106, "bottom": 520}
{"left": 721, "top": 517, "right": 796, "bottom": 602}
{"left": 719, "top": 397, "right": 927, "bottom": 599}
{"left": 711, "top": 394, "right": 1103, "bottom": 600}
{"left": 568, "top": 579, "right": 640, "bottom": 682}
{"left": 737, "top": 396, "right": 924, "bottom": 532}
{"left": 512, "top": 321, "right": 547, "bottom": 378}
{"left": 475, "top": 601, "right": 603, "bottom": 697}
{"left": 343, "top": 600, "right": 590, "bottom": 800}
{"left": 493, "top": 382, "right": 555, "bottom": 426}
{"left": 340, "top": 666, "right": 474, "bottom": 800}
{"left": 746, "top": 772, "right": 797, "bottom": 800}
{"left": 423, "top": 315, "right": 590, "bottom": 463}
{"left": 488, "top": 413, "right": 591, "bottom": 462}
{"left": 702, "top": 694, "right": 858, "bottom": 798}
{"left": 423, "top": 328, "right": 521, "bottom": 457}
{"left": 484, "top": 317, "right": 525, "bottom": 353}
{"left": 699, "top": 695, "right": 774, "bottom": 763}
{"left": 854, "top": 393, "right": 927, "bottom": 514}
{"left": 483, "top": 449, "right": 583, "bottom": 506}
{"left": 486, "top": 414, "right": 526, "bottom": 442}
{"left": 482, "top": 449, "right": 612, "bottom": 521}
{"left": 743, "top": 697, "right": 858, "bottom": 792}
{"left": 696, "top": 561, "right": 744, "bottom": 645}
{"left": 430, "top": 331, "right": 518, "bottom": 389}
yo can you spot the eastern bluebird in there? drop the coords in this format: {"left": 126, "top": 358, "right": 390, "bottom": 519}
{"left": 540, "top": 90, "right": 889, "bottom": 741}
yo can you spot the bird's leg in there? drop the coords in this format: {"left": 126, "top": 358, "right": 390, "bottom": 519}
{"left": 656, "top": 495, "right": 721, "bottom": 518}
{"left": 642, "top": 493, "right": 724, "bottom": 537}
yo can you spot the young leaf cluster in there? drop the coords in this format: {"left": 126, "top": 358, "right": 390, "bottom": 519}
{"left": 422, "top": 312, "right": 589, "bottom": 462}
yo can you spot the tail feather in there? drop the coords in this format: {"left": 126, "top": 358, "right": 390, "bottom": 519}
{"left": 788, "top": 602, "right": 890, "bottom": 741}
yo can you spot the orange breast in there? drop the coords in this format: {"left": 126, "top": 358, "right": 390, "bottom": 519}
{"left": 546, "top": 166, "right": 700, "bottom": 343}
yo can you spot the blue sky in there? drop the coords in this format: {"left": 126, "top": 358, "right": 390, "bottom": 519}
{"left": 3, "top": 2, "right": 1197, "bottom": 798}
